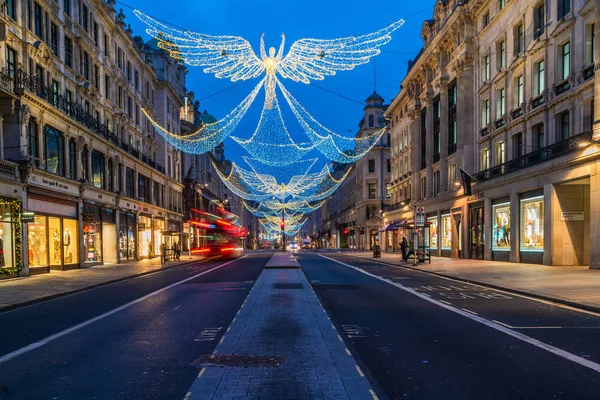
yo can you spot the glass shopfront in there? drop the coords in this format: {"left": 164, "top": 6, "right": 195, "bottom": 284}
{"left": 469, "top": 205, "right": 484, "bottom": 259}
{"left": 520, "top": 197, "right": 544, "bottom": 251}
{"left": 138, "top": 215, "right": 152, "bottom": 258}
{"left": 119, "top": 212, "right": 136, "bottom": 260}
{"left": 492, "top": 203, "right": 511, "bottom": 251}
{"left": 28, "top": 215, "right": 79, "bottom": 270}
{"left": 0, "top": 202, "right": 16, "bottom": 271}
{"left": 441, "top": 214, "right": 452, "bottom": 251}
{"left": 153, "top": 218, "right": 165, "bottom": 258}
{"left": 427, "top": 216, "right": 438, "bottom": 250}
{"left": 83, "top": 205, "right": 102, "bottom": 263}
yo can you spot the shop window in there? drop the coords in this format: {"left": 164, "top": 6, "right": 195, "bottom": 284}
{"left": 520, "top": 197, "right": 544, "bottom": 251}
{"left": 44, "top": 125, "right": 64, "bottom": 176}
{"left": 91, "top": 150, "right": 105, "bottom": 189}
{"left": 428, "top": 217, "right": 438, "bottom": 250}
{"left": 492, "top": 203, "right": 511, "bottom": 251}
{"left": 63, "top": 218, "right": 77, "bottom": 264}
{"left": 48, "top": 217, "right": 62, "bottom": 266}
{"left": 0, "top": 203, "right": 16, "bottom": 270}
{"left": 28, "top": 216, "right": 48, "bottom": 267}
{"left": 441, "top": 214, "right": 452, "bottom": 250}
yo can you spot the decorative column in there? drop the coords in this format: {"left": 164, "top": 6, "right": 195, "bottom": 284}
{"left": 0, "top": 116, "right": 4, "bottom": 160}
{"left": 484, "top": 197, "right": 493, "bottom": 261}
{"left": 409, "top": 109, "right": 421, "bottom": 201}
{"left": 456, "top": 55, "right": 475, "bottom": 175}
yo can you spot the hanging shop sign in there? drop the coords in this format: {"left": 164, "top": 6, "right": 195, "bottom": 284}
{"left": 83, "top": 214, "right": 94, "bottom": 222}
{"left": 561, "top": 212, "right": 584, "bottom": 221}
{"left": 21, "top": 212, "right": 36, "bottom": 223}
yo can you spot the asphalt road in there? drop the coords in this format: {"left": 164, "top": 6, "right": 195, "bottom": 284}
{"left": 298, "top": 252, "right": 600, "bottom": 400}
{"left": 0, "top": 253, "right": 270, "bottom": 400}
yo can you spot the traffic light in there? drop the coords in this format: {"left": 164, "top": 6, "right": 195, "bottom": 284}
{"left": 280, "top": 220, "right": 285, "bottom": 230}
{"left": 343, "top": 229, "right": 349, "bottom": 235}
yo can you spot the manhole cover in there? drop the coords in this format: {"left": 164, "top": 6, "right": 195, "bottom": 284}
{"left": 273, "top": 283, "right": 304, "bottom": 289}
{"left": 196, "top": 354, "right": 287, "bottom": 368}
{"left": 313, "top": 283, "right": 359, "bottom": 290}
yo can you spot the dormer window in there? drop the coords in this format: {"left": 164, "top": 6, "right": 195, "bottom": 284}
{"left": 368, "top": 115, "right": 374, "bottom": 127}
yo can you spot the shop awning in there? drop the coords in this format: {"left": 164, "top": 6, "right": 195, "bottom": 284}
{"left": 386, "top": 220, "right": 407, "bottom": 231}
{"left": 379, "top": 224, "right": 390, "bottom": 232}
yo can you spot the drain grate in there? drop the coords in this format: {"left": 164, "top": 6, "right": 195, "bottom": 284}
{"left": 313, "top": 283, "right": 359, "bottom": 290}
{"left": 196, "top": 354, "right": 287, "bottom": 368}
{"left": 273, "top": 283, "right": 304, "bottom": 289}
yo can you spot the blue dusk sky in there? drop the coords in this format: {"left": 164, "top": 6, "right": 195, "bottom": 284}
{"left": 124, "top": 0, "right": 435, "bottom": 164}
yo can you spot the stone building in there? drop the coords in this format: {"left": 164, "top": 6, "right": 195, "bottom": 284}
{"left": 386, "top": 0, "right": 600, "bottom": 268}
{"left": 0, "top": 0, "right": 189, "bottom": 276}
{"left": 320, "top": 92, "right": 391, "bottom": 250}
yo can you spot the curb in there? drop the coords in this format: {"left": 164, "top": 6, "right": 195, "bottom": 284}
{"left": 340, "top": 254, "right": 600, "bottom": 315}
{"left": 0, "top": 259, "right": 202, "bottom": 313}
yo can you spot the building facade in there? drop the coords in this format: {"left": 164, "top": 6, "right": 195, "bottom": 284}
{"left": 0, "top": 0, "right": 190, "bottom": 277}
{"left": 386, "top": 0, "right": 600, "bottom": 268}
{"left": 320, "top": 92, "right": 391, "bottom": 250}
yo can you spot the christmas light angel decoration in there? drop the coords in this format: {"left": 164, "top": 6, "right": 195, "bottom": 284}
{"left": 135, "top": 10, "right": 405, "bottom": 164}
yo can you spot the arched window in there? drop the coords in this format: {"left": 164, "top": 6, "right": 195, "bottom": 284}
{"left": 107, "top": 158, "right": 114, "bottom": 192}
{"left": 81, "top": 145, "right": 89, "bottom": 181}
{"left": 28, "top": 118, "right": 39, "bottom": 166}
{"left": 68, "top": 138, "right": 77, "bottom": 179}
{"left": 368, "top": 114, "right": 375, "bottom": 127}
{"left": 44, "top": 125, "right": 64, "bottom": 176}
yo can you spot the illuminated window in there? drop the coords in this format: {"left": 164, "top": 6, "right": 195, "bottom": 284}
{"left": 520, "top": 197, "right": 544, "bottom": 251}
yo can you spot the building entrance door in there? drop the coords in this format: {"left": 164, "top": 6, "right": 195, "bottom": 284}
{"left": 470, "top": 205, "right": 484, "bottom": 259}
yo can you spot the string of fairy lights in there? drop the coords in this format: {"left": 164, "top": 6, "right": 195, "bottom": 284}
{"left": 135, "top": 9, "right": 404, "bottom": 237}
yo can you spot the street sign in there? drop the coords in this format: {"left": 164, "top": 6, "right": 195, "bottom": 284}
{"left": 416, "top": 206, "right": 425, "bottom": 228}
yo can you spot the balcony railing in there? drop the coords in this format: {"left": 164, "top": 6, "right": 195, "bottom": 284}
{"left": 480, "top": 127, "right": 489, "bottom": 137}
{"left": 5, "top": 67, "right": 165, "bottom": 174}
{"left": 473, "top": 131, "right": 592, "bottom": 183}
{"left": 583, "top": 65, "right": 594, "bottom": 81}
{"left": 0, "top": 159, "right": 18, "bottom": 180}
{"left": 555, "top": 80, "right": 570, "bottom": 96}
{"left": 512, "top": 108, "right": 523, "bottom": 119}
{"left": 495, "top": 118, "right": 505, "bottom": 129}
{"left": 433, "top": 153, "right": 440, "bottom": 163}
{"left": 532, "top": 94, "right": 545, "bottom": 109}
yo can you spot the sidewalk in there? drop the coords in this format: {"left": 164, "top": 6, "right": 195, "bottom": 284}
{"left": 0, "top": 256, "right": 204, "bottom": 311}
{"left": 337, "top": 250, "right": 600, "bottom": 312}
{"left": 185, "top": 255, "right": 375, "bottom": 400}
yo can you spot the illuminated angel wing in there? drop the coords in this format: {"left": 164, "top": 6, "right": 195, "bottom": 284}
{"left": 278, "top": 19, "right": 404, "bottom": 84}
{"left": 134, "top": 10, "right": 265, "bottom": 82}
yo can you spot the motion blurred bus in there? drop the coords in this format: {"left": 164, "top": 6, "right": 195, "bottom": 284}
{"left": 188, "top": 209, "right": 244, "bottom": 259}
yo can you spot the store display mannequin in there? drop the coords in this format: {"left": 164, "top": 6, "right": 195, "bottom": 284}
{"left": 53, "top": 230, "right": 60, "bottom": 264}
{"left": 64, "top": 228, "right": 72, "bottom": 263}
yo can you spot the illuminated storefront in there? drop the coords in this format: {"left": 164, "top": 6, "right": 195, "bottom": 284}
{"left": 82, "top": 205, "right": 117, "bottom": 264}
{"left": 492, "top": 203, "right": 510, "bottom": 251}
{"left": 153, "top": 218, "right": 165, "bottom": 258}
{"left": 27, "top": 194, "right": 79, "bottom": 271}
{"left": 119, "top": 211, "right": 136, "bottom": 261}
{"left": 520, "top": 196, "right": 544, "bottom": 252}
{"left": 138, "top": 215, "right": 152, "bottom": 258}
{"left": 0, "top": 198, "right": 21, "bottom": 275}
{"left": 441, "top": 214, "right": 452, "bottom": 253}
{"left": 427, "top": 216, "right": 438, "bottom": 253}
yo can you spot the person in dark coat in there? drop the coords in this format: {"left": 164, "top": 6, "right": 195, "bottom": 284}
{"left": 160, "top": 243, "right": 167, "bottom": 265}
{"left": 400, "top": 236, "right": 407, "bottom": 260}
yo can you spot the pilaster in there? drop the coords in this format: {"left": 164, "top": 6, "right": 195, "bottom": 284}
{"left": 509, "top": 190, "right": 520, "bottom": 263}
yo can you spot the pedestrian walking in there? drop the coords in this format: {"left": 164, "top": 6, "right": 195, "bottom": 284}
{"left": 174, "top": 242, "right": 181, "bottom": 260}
{"left": 160, "top": 242, "right": 167, "bottom": 265}
{"left": 400, "top": 236, "right": 407, "bottom": 260}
